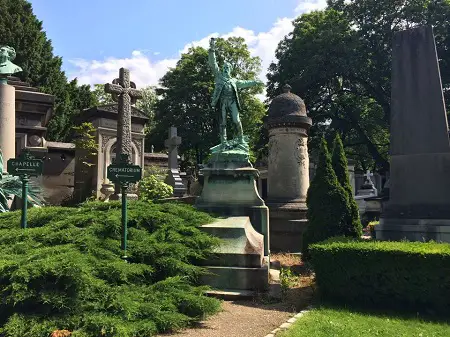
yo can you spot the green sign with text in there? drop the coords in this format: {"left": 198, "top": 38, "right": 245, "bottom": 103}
{"left": 7, "top": 158, "right": 43, "bottom": 177}
{"left": 107, "top": 163, "right": 142, "bottom": 184}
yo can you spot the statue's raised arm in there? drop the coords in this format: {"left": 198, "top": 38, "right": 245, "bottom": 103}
{"left": 208, "top": 38, "right": 220, "bottom": 76}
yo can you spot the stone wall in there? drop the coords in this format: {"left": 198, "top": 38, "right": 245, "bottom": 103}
{"left": 37, "top": 142, "right": 76, "bottom": 205}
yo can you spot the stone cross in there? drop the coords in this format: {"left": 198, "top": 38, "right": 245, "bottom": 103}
{"left": 364, "top": 170, "right": 373, "bottom": 181}
{"left": 104, "top": 68, "right": 142, "bottom": 163}
{"left": 164, "top": 127, "right": 181, "bottom": 169}
{"left": 363, "top": 169, "right": 375, "bottom": 188}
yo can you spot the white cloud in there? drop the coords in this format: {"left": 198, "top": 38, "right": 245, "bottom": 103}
{"left": 295, "top": 0, "right": 327, "bottom": 14}
{"left": 67, "top": 1, "right": 325, "bottom": 96}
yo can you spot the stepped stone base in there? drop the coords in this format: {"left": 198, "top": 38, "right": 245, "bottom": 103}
{"left": 267, "top": 200, "right": 308, "bottom": 253}
{"left": 199, "top": 216, "right": 269, "bottom": 292}
{"left": 376, "top": 218, "right": 450, "bottom": 242}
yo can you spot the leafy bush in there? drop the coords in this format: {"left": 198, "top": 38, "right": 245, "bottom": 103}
{"left": 310, "top": 237, "right": 450, "bottom": 314}
{"left": 366, "top": 221, "right": 379, "bottom": 237}
{"left": 331, "top": 134, "right": 362, "bottom": 237}
{"left": 138, "top": 175, "right": 173, "bottom": 201}
{"left": 0, "top": 201, "right": 221, "bottom": 336}
{"left": 302, "top": 138, "right": 350, "bottom": 257}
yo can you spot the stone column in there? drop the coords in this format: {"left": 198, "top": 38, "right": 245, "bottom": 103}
{"left": 265, "top": 84, "right": 312, "bottom": 252}
{"left": 0, "top": 82, "right": 15, "bottom": 169}
{"left": 267, "top": 127, "right": 309, "bottom": 206}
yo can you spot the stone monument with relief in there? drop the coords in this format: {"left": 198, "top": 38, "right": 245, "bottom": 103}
{"left": 195, "top": 38, "right": 269, "bottom": 294}
{"left": 265, "top": 84, "right": 312, "bottom": 252}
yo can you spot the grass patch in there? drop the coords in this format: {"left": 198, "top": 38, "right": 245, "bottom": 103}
{"left": 0, "top": 201, "right": 221, "bottom": 336}
{"left": 278, "top": 306, "right": 450, "bottom": 337}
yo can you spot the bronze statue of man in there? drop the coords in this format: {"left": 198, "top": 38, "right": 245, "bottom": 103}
{"left": 209, "top": 38, "right": 262, "bottom": 144}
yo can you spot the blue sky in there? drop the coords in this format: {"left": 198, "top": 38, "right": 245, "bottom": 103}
{"left": 28, "top": 0, "right": 327, "bottom": 89}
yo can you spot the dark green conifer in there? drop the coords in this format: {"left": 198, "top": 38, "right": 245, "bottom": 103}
{"left": 302, "top": 138, "right": 350, "bottom": 257}
{"left": 331, "top": 133, "right": 363, "bottom": 237}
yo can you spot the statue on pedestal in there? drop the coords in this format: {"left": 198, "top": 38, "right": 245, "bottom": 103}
{"left": 208, "top": 38, "right": 263, "bottom": 160}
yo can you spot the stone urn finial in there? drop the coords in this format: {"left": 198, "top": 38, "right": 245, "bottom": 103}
{"left": 282, "top": 84, "right": 292, "bottom": 93}
{"left": 100, "top": 180, "right": 115, "bottom": 202}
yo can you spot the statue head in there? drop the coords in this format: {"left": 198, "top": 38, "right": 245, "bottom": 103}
{"left": 0, "top": 46, "right": 16, "bottom": 65}
{"left": 0, "top": 46, "right": 22, "bottom": 76}
{"left": 222, "top": 61, "right": 232, "bottom": 78}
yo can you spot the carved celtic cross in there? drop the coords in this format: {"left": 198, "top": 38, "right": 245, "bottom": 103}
{"left": 104, "top": 68, "right": 142, "bottom": 161}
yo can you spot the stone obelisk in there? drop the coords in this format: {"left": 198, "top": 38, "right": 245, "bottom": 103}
{"left": 377, "top": 26, "right": 450, "bottom": 242}
{"left": 0, "top": 46, "right": 23, "bottom": 170}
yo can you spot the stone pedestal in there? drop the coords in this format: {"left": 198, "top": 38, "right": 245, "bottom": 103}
{"left": 196, "top": 166, "right": 269, "bottom": 256}
{"left": 199, "top": 217, "right": 268, "bottom": 292}
{"left": 265, "top": 84, "right": 312, "bottom": 252}
{"left": 164, "top": 168, "right": 186, "bottom": 197}
{"left": 195, "top": 159, "right": 269, "bottom": 294}
{"left": 0, "top": 83, "right": 15, "bottom": 168}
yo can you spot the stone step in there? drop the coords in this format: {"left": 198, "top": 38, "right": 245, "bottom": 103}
{"left": 198, "top": 252, "right": 263, "bottom": 268}
{"left": 201, "top": 264, "right": 269, "bottom": 291}
{"left": 206, "top": 289, "right": 257, "bottom": 300}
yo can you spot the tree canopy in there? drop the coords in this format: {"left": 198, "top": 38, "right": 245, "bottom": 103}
{"left": 0, "top": 0, "right": 95, "bottom": 142}
{"left": 148, "top": 37, "right": 266, "bottom": 167}
{"left": 267, "top": 0, "right": 450, "bottom": 173}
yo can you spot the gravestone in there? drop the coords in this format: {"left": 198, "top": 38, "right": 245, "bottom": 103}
{"left": 356, "top": 170, "right": 378, "bottom": 197}
{"left": 104, "top": 68, "right": 143, "bottom": 199}
{"left": 377, "top": 25, "right": 450, "bottom": 242}
{"left": 164, "top": 127, "right": 186, "bottom": 197}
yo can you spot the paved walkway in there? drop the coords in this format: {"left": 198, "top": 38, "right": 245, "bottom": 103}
{"left": 157, "top": 300, "right": 296, "bottom": 337}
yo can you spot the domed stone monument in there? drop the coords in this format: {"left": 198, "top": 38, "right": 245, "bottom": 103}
{"left": 266, "top": 84, "right": 312, "bottom": 252}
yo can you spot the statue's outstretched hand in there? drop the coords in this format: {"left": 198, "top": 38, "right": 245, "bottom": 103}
{"left": 210, "top": 38, "right": 216, "bottom": 50}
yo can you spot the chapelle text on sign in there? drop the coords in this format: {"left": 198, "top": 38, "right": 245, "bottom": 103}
{"left": 9, "top": 161, "right": 41, "bottom": 167}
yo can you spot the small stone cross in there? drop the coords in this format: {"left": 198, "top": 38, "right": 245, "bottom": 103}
{"left": 104, "top": 68, "right": 142, "bottom": 160}
{"left": 164, "top": 127, "right": 181, "bottom": 169}
{"left": 364, "top": 169, "right": 375, "bottom": 186}
{"left": 364, "top": 170, "right": 373, "bottom": 180}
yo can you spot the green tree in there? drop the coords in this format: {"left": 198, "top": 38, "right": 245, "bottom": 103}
{"left": 136, "top": 86, "right": 158, "bottom": 135}
{"left": 268, "top": 0, "right": 450, "bottom": 172}
{"left": 331, "top": 133, "right": 362, "bottom": 237}
{"left": 302, "top": 138, "right": 350, "bottom": 257}
{"left": 0, "top": 0, "right": 94, "bottom": 142}
{"left": 92, "top": 84, "right": 115, "bottom": 105}
{"left": 149, "top": 37, "right": 265, "bottom": 167}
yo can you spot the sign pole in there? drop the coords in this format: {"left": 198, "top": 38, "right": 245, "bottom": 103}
{"left": 121, "top": 182, "right": 128, "bottom": 260}
{"left": 106, "top": 154, "right": 142, "bottom": 259}
{"left": 7, "top": 149, "right": 43, "bottom": 229}
{"left": 20, "top": 174, "right": 29, "bottom": 229}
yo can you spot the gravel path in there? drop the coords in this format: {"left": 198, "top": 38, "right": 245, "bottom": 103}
{"left": 157, "top": 300, "right": 296, "bottom": 337}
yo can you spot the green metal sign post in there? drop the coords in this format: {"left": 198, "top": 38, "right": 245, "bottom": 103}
{"left": 107, "top": 154, "right": 142, "bottom": 259}
{"left": 7, "top": 150, "right": 43, "bottom": 229}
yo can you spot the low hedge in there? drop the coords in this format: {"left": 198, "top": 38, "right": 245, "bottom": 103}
{"left": 310, "top": 237, "right": 450, "bottom": 314}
